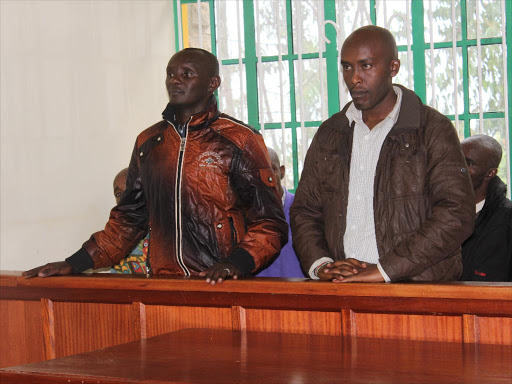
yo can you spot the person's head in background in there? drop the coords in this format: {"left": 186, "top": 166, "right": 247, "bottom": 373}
{"left": 113, "top": 168, "right": 129, "bottom": 205}
{"left": 461, "top": 135, "right": 502, "bottom": 204}
{"left": 267, "top": 147, "right": 285, "bottom": 200}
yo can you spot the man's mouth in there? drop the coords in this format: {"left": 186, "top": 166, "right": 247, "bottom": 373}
{"left": 350, "top": 89, "right": 368, "bottom": 99}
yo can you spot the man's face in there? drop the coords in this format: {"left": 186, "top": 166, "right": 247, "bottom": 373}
{"left": 113, "top": 173, "right": 127, "bottom": 205}
{"left": 340, "top": 38, "right": 398, "bottom": 111}
{"left": 462, "top": 141, "right": 490, "bottom": 191}
{"left": 165, "top": 51, "right": 218, "bottom": 115}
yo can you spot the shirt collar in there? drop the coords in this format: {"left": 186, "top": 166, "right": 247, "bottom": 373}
{"left": 346, "top": 85, "right": 403, "bottom": 127}
{"left": 476, "top": 199, "right": 485, "bottom": 214}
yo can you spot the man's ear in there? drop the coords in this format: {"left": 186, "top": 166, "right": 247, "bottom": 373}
{"left": 390, "top": 59, "right": 400, "bottom": 78}
{"left": 208, "top": 75, "right": 221, "bottom": 93}
{"left": 279, "top": 165, "right": 285, "bottom": 180}
{"left": 485, "top": 168, "right": 498, "bottom": 181}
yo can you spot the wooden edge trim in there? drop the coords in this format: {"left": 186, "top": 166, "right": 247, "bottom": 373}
{"left": 462, "top": 314, "right": 479, "bottom": 344}
{"left": 132, "top": 302, "right": 147, "bottom": 340}
{"left": 232, "top": 305, "right": 246, "bottom": 331}
{"left": 41, "top": 298, "right": 56, "bottom": 360}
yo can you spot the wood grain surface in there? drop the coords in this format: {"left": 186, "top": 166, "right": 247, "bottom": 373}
{"left": 1, "top": 271, "right": 512, "bottom": 369}
{"left": 1, "top": 329, "right": 511, "bottom": 384}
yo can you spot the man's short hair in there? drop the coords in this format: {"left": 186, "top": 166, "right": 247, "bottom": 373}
{"left": 464, "top": 134, "right": 503, "bottom": 169}
{"left": 182, "top": 48, "right": 219, "bottom": 77}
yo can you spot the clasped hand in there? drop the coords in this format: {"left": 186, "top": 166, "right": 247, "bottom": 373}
{"left": 318, "top": 258, "right": 384, "bottom": 283}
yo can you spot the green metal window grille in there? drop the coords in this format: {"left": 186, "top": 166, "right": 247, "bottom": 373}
{"left": 174, "top": 0, "right": 512, "bottom": 195}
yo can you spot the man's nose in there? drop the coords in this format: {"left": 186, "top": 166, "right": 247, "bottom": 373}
{"left": 351, "top": 69, "right": 361, "bottom": 85}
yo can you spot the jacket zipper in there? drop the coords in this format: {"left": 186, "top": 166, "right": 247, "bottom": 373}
{"left": 228, "top": 217, "right": 237, "bottom": 246}
{"left": 169, "top": 118, "right": 192, "bottom": 276}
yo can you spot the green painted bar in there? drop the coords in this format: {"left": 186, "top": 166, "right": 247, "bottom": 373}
{"left": 324, "top": 0, "right": 340, "bottom": 117}
{"left": 173, "top": 0, "right": 180, "bottom": 51}
{"left": 411, "top": 0, "right": 426, "bottom": 103}
{"left": 241, "top": 0, "right": 259, "bottom": 128}
{"left": 460, "top": 0, "right": 471, "bottom": 138}
{"left": 370, "top": 0, "right": 376, "bottom": 25}
{"left": 285, "top": 0, "right": 299, "bottom": 188}
{"left": 209, "top": 0, "right": 217, "bottom": 56}
{"left": 506, "top": 0, "right": 512, "bottom": 191}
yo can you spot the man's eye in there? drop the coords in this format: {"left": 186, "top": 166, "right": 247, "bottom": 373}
{"left": 342, "top": 65, "right": 350, "bottom": 70}
{"left": 115, "top": 192, "right": 121, "bottom": 197}
{"left": 363, "top": 64, "right": 371, "bottom": 69}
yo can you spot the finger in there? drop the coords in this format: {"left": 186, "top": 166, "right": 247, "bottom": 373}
{"left": 23, "top": 266, "right": 45, "bottom": 278}
{"left": 324, "top": 266, "right": 358, "bottom": 276}
{"left": 345, "top": 259, "right": 367, "bottom": 268}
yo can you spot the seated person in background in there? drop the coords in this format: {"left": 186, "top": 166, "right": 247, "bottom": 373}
{"left": 291, "top": 26, "right": 474, "bottom": 282}
{"left": 460, "top": 135, "right": 512, "bottom": 281}
{"left": 23, "top": 48, "right": 288, "bottom": 284}
{"left": 256, "top": 148, "right": 305, "bottom": 278}
{"left": 111, "top": 168, "right": 148, "bottom": 274}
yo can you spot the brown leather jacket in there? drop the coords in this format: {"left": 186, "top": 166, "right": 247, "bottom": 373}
{"left": 290, "top": 85, "right": 475, "bottom": 281}
{"left": 67, "top": 98, "right": 288, "bottom": 275}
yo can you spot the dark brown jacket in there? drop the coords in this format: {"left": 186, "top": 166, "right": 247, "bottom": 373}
{"left": 67, "top": 98, "right": 288, "bottom": 275}
{"left": 290, "top": 85, "right": 474, "bottom": 281}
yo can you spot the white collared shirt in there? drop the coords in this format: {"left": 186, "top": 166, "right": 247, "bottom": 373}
{"left": 476, "top": 199, "right": 485, "bottom": 214}
{"left": 309, "top": 86, "right": 403, "bottom": 281}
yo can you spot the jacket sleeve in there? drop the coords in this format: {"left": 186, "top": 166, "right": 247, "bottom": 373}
{"left": 379, "top": 111, "right": 475, "bottom": 281}
{"left": 66, "top": 142, "right": 149, "bottom": 272}
{"left": 228, "top": 133, "right": 288, "bottom": 274}
{"left": 289, "top": 127, "right": 334, "bottom": 274}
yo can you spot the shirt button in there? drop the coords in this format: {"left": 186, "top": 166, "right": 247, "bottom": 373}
{"left": 356, "top": 195, "right": 361, "bottom": 201}
{"left": 359, "top": 166, "right": 364, "bottom": 171}
{"left": 405, "top": 143, "right": 410, "bottom": 148}
{"left": 217, "top": 224, "right": 223, "bottom": 229}
{"left": 351, "top": 225, "right": 357, "bottom": 230}
{"left": 157, "top": 136, "right": 161, "bottom": 141}
{"left": 268, "top": 177, "right": 273, "bottom": 182}
{"left": 139, "top": 151, "right": 144, "bottom": 157}
{"left": 364, "top": 135, "right": 369, "bottom": 141}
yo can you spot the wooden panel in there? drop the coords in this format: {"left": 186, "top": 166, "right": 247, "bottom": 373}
{"left": 52, "top": 302, "right": 137, "bottom": 358}
{"left": 245, "top": 309, "right": 341, "bottom": 335}
{"left": 0, "top": 300, "right": 44, "bottom": 368}
{"left": 476, "top": 316, "right": 512, "bottom": 345}
{"left": 145, "top": 305, "right": 232, "bottom": 338}
{"left": 353, "top": 313, "right": 462, "bottom": 342}
{"left": 41, "top": 299, "right": 56, "bottom": 360}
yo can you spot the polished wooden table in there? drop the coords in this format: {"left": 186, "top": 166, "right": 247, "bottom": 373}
{"left": 2, "top": 271, "right": 512, "bottom": 370}
{"left": 1, "top": 328, "right": 511, "bottom": 384}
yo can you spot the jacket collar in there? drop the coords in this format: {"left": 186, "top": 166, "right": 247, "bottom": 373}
{"left": 162, "top": 95, "right": 220, "bottom": 131}
{"left": 484, "top": 176, "right": 508, "bottom": 207}
{"left": 388, "top": 84, "right": 422, "bottom": 133}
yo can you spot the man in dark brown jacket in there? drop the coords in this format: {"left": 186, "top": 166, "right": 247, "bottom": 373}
{"left": 290, "top": 26, "right": 474, "bottom": 283}
{"left": 24, "top": 48, "right": 288, "bottom": 284}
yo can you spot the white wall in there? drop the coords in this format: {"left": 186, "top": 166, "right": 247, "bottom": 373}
{"left": 0, "top": 0, "right": 175, "bottom": 270}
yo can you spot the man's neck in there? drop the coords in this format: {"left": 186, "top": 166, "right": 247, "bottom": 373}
{"left": 362, "top": 89, "right": 397, "bottom": 130}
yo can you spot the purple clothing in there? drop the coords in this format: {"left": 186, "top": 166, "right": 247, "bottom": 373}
{"left": 256, "top": 190, "right": 305, "bottom": 278}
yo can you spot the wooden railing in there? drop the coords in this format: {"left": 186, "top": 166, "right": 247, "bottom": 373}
{"left": 1, "top": 271, "right": 511, "bottom": 368}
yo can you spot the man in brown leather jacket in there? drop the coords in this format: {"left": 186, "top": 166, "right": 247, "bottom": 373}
{"left": 24, "top": 48, "right": 288, "bottom": 284}
{"left": 290, "top": 26, "right": 474, "bottom": 283}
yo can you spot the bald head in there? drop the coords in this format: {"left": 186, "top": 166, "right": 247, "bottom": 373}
{"left": 113, "top": 168, "right": 129, "bottom": 205}
{"left": 267, "top": 147, "right": 280, "bottom": 168}
{"left": 462, "top": 135, "right": 502, "bottom": 169}
{"left": 342, "top": 25, "right": 398, "bottom": 62}
{"left": 461, "top": 135, "right": 502, "bottom": 201}
{"left": 267, "top": 147, "right": 285, "bottom": 199}
{"left": 178, "top": 48, "right": 219, "bottom": 77}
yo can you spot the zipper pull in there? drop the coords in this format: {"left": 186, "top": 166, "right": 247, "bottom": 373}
{"left": 180, "top": 138, "right": 186, "bottom": 152}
